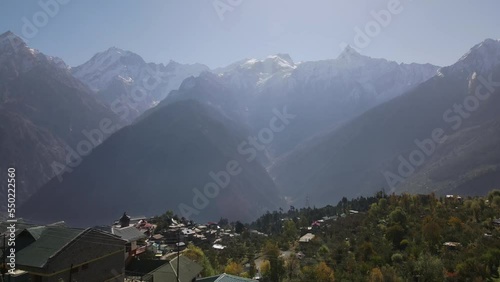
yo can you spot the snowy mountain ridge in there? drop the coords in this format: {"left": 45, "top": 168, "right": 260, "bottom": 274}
{"left": 71, "top": 47, "right": 210, "bottom": 121}
{"left": 439, "top": 38, "right": 500, "bottom": 78}
{"left": 0, "top": 31, "right": 69, "bottom": 76}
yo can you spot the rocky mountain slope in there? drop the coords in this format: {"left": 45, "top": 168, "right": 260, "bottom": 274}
{"left": 72, "top": 47, "right": 209, "bottom": 122}
{"left": 20, "top": 100, "right": 285, "bottom": 227}
{"left": 270, "top": 39, "right": 500, "bottom": 206}
{"left": 0, "top": 31, "right": 120, "bottom": 206}
{"left": 161, "top": 48, "right": 439, "bottom": 158}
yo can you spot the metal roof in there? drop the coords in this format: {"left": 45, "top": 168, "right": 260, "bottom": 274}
{"left": 152, "top": 256, "right": 203, "bottom": 282}
{"left": 197, "top": 273, "right": 258, "bottom": 282}
{"left": 16, "top": 226, "right": 86, "bottom": 268}
{"left": 112, "top": 225, "right": 147, "bottom": 242}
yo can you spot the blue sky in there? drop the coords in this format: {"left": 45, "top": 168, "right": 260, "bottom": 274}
{"left": 1, "top": 0, "right": 499, "bottom": 68}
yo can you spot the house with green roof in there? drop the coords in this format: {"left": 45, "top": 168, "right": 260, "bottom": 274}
{"left": 9, "top": 225, "right": 127, "bottom": 282}
{"left": 197, "top": 273, "right": 259, "bottom": 282}
{"left": 125, "top": 255, "right": 202, "bottom": 282}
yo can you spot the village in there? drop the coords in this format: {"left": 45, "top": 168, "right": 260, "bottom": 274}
{"left": 0, "top": 208, "right": 349, "bottom": 282}
{"left": 2, "top": 193, "right": 500, "bottom": 281}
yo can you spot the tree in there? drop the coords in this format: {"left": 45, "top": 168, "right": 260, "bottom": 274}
{"left": 422, "top": 219, "right": 441, "bottom": 247}
{"left": 301, "top": 262, "right": 335, "bottom": 282}
{"left": 262, "top": 242, "right": 285, "bottom": 282}
{"left": 316, "top": 262, "right": 335, "bottom": 282}
{"left": 487, "top": 189, "right": 500, "bottom": 203}
{"left": 447, "top": 216, "right": 464, "bottom": 235}
{"left": 359, "top": 241, "right": 375, "bottom": 262}
{"left": 380, "top": 266, "right": 403, "bottom": 282}
{"left": 283, "top": 220, "right": 298, "bottom": 242}
{"left": 386, "top": 224, "right": 406, "bottom": 248}
{"left": 284, "top": 254, "right": 300, "bottom": 281}
{"left": 369, "top": 267, "right": 384, "bottom": 282}
{"left": 184, "top": 244, "right": 215, "bottom": 277}
{"left": 235, "top": 221, "right": 245, "bottom": 234}
{"left": 218, "top": 217, "right": 229, "bottom": 227}
{"left": 389, "top": 208, "right": 407, "bottom": 226}
{"left": 414, "top": 253, "right": 444, "bottom": 281}
{"left": 225, "top": 261, "right": 243, "bottom": 276}
{"left": 471, "top": 200, "right": 482, "bottom": 221}
{"left": 260, "top": 260, "right": 271, "bottom": 277}
{"left": 248, "top": 260, "right": 257, "bottom": 279}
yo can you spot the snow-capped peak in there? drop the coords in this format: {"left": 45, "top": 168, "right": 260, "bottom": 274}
{"left": 0, "top": 31, "right": 70, "bottom": 75}
{"left": 0, "top": 31, "right": 28, "bottom": 53}
{"left": 71, "top": 47, "right": 146, "bottom": 91}
{"left": 91, "top": 47, "right": 145, "bottom": 68}
{"left": 458, "top": 38, "right": 500, "bottom": 63}
{"left": 268, "top": 53, "right": 294, "bottom": 65}
{"left": 439, "top": 38, "right": 500, "bottom": 77}
{"left": 217, "top": 54, "right": 296, "bottom": 75}
{"left": 214, "top": 54, "right": 297, "bottom": 90}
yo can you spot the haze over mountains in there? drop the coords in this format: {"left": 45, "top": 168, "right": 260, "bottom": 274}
{"left": 0, "top": 31, "right": 120, "bottom": 208}
{"left": 163, "top": 47, "right": 439, "bottom": 157}
{"left": 72, "top": 47, "right": 209, "bottom": 122}
{"left": 271, "top": 39, "right": 500, "bottom": 206}
{"left": 2, "top": 30, "right": 500, "bottom": 226}
{"left": 20, "top": 100, "right": 285, "bottom": 226}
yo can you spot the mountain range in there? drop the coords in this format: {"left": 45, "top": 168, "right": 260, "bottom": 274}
{"left": 20, "top": 100, "right": 284, "bottom": 226}
{"left": 271, "top": 39, "right": 500, "bottom": 206}
{"left": 2, "top": 29, "right": 499, "bottom": 226}
{"left": 162, "top": 47, "right": 439, "bottom": 158}
{"left": 0, "top": 31, "right": 120, "bottom": 208}
{"left": 72, "top": 47, "right": 209, "bottom": 123}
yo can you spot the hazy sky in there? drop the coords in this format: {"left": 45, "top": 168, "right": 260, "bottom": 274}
{"left": 1, "top": 0, "right": 499, "bottom": 68}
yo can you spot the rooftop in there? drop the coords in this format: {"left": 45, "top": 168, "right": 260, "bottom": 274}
{"left": 16, "top": 226, "right": 86, "bottom": 268}
{"left": 112, "top": 225, "right": 147, "bottom": 242}
{"left": 299, "top": 233, "right": 315, "bottom": 243}
{"left": 197, "top": 273, "right": 258, "bottom": 282}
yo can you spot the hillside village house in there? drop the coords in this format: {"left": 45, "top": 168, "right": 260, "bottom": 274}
{"left": 299, "top": 233, "right": 315, "bottom": 244}
{"left": 2, "top": 224, "right": 127, "bottom": 282}
{"left": 197, "top": 273, "right": 258, "bottom": 282}
{"left": 96, "top": 213, "right": 148, "bottom": 260}
{"left": 125, "top": 255, "right": 202, "bottom": 282}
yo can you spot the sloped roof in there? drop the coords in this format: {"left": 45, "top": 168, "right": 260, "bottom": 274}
{"left": 16, "top": 226, "right": 85, "bottom": 268}
{"left": 299, "top": 233, "right": 315, "bottom": 243}
{"left": 94, "top": 225, "right": 147, "bottom": 242}
{"left": 152, "top": 256, "right": 203, "bottom": 282}
{"left": 112, "top": 225, "right": 147, "bottom": 242}
{"left": 126, "top": 255, "right": 202, "bottom": 281}
{"left": 0, "top": 222, "right": 66, "bottom": 258}
{"left": 197, "top": 273, "right": 258, "bottom": 282}
{"left": 16, "top": 227, "right": 125, "bottom": 269}
{"left": 25, "top": 226, "right": 46, "bottom": 240}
